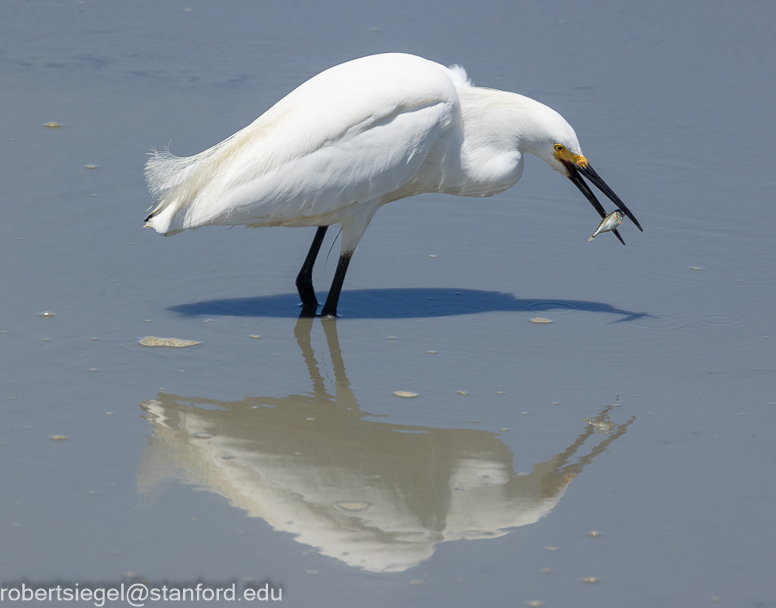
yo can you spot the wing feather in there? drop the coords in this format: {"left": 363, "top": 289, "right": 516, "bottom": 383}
{"left": 145, "top": 54, "right": 460, "bottom": 234}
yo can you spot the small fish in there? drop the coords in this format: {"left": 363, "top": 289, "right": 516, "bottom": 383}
{"left": 589, "top": 210, "right": 625, "bottom": 241}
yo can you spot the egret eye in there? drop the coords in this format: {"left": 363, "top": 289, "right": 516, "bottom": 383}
{"left": 554, "top": 144, "right": 564, "bottom": 152}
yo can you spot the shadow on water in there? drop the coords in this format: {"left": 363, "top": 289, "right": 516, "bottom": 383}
{"left": 168, "top": 287, "right": 648, "bottom": 321}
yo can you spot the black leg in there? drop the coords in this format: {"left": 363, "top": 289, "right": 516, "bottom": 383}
{"left": 320, "top": 251, "right": 352, "bottom": 317}
{"left": 295, "top": 226, "right": 328, "bottom": 311}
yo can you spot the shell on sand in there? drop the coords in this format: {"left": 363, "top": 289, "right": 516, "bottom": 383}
{"left": 139, "top": 336, "right": 200, "bottom": 348}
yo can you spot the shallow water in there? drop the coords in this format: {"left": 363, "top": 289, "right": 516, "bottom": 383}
{"left": 1, "top": 1, "right": 775, "bottom": 606}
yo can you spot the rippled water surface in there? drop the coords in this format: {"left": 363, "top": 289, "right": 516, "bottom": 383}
{"left": 1, "top": 1, "right": 774, "bottom": 607}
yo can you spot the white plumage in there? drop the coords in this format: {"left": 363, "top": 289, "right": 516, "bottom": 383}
{"left": 145, "top": 53, "right": 640, "bottom": 316}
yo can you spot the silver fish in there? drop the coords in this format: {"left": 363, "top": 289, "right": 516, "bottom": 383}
{"left": 588, "top": 210, "right": 625, "bottom": 241}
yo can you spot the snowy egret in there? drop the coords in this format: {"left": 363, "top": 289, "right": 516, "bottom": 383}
{"left": 145, "top": 53, "right": 641, "bottom": 316}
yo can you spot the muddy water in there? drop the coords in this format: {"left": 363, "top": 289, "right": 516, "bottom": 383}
{"left": 1, "top": 1, "right": 774, "bottom": 607}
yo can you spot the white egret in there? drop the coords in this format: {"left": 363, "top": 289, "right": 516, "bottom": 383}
{"left": 145, "top": 53, "right": 641, "bottom": 316}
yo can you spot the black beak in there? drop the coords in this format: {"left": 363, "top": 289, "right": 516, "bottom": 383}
{"left": 565, "top": 162, "right": 642, "bottom": 245}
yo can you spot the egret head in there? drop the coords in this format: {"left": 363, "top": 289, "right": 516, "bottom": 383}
{"left": 519, "top": 101, "right": 642, "bottom": 242}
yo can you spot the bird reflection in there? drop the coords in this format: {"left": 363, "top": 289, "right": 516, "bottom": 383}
{"left": 138, "top": 316, "right": 635, "bottom": 573}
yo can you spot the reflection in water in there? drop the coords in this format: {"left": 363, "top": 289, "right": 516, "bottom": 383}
{"left": 138, "top": 317, "right": 635, "bottom": 573}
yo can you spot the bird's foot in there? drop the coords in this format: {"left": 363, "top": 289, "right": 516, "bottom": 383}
{"left": 298, "top": 303, "right": 319, "bottom": 318}
{"left": 319, "top": 303, "right": 338, "bottom": 317}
